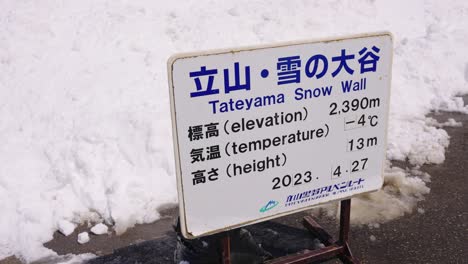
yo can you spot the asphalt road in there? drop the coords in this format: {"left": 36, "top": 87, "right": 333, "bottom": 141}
{"left": 2, "top": 107, "right": 467, "bottom": 264}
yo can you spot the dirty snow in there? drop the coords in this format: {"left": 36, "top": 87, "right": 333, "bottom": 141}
{"left": 1, "top": 0, "right": 468, "bottom": 262}
{"left": 58, "top": 254, "right": 96, "bottom": 264}
{"left": 426, "top": 117, "right": 463, "bottom": 128}
{"left": 34, "top": 253, "right": 96, "bottom": 264}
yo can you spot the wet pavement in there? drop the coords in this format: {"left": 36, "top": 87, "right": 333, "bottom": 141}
{"left": 346, "top": 110, "right": 468, "bottom": 263}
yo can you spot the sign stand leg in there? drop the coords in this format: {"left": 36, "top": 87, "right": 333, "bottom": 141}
{"left": 264, "top": 198, "right": 360, "bottom": 264}
{"left": 221, "top": 232, "right": 231, "bottom": 264}
{"left": 337, "top": 199, "right": 359, "bottom": 264}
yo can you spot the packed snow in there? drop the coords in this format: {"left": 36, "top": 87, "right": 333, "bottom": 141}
{"left": 1, "top": 0, "right": 467, "bottom": 262}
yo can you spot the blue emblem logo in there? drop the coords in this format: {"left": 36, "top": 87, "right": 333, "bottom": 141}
{"left": 259, "top": 200, "right": 279, "bottom": 213}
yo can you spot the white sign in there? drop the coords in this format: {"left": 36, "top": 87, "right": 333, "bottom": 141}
{"left": 168, "top": 32, "right": 393, "bottom": 238}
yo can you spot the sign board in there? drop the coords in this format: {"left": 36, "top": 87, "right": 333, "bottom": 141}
{"left": 168, "top": 32, "right": 393, "bottom": 238}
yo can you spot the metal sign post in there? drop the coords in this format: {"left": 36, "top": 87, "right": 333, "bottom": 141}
{"left": 168, "top": 32, "right": 392, "bottom": 261}
{"left": 269, "top": 199, "right": 358, "bottom": 263}
{"left": 221, "top": 233, "right": 231, "bottom": 264}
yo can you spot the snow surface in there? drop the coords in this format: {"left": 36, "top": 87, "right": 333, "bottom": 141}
{"left": 90, "top": 223, "right": 108, "bottom": 235}
{"left": 0, "top": 0, "right": 468, "bottom": 262}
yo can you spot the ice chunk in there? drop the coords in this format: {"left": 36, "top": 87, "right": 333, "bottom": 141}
{"left": 90, "top": 223, "right": 108, "bottom": 235}
{"left": 58, "top": 220, "right": 76, "bottom": 236}
{"left": 77, "top": 232, "right": 90, "bottom": 244}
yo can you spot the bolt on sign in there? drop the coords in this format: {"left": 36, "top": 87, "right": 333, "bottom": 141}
{"left": 168, "top": 32, "right": 393, "bottom": 238}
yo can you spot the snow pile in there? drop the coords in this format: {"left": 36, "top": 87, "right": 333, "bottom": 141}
{"left": 0, "top": 0, "right": 467, "bottom": 262}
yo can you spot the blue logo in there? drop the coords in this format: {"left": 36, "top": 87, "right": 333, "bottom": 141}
{"left": 260, "top": 200, "right": 279, "bottom": 213}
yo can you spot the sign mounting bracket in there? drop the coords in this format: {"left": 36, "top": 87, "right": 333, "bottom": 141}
{"left": 220, "top": 199, "right": 359, "bottom": 264}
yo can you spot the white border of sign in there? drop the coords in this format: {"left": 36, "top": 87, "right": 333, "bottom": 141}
{"left": 168, "top": 32, "right": 393, "bottom": 239}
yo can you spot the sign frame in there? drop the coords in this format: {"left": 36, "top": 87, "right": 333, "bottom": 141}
{"left": 168, "top": 32, "right": 393, "bottom": 239}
